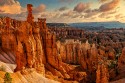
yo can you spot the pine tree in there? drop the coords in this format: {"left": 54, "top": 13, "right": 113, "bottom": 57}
{"left": 4, "top": 72, "right": 12, "bottom": 83}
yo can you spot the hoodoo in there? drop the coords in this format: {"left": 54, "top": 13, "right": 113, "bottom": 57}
{"left": 27, "top": 4, "right": 34, "bottom": 23}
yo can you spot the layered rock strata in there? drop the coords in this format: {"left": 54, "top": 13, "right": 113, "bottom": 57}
{"left": 0, "top": 4, "right": 75, "bottom": 82}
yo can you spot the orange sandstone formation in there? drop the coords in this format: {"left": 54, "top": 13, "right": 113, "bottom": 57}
{"left": 118, "top": 47, "right": 125, "bottom": 68}
{"left": 27, "top": 4, "right": 34, "bottom": 23}
{"left": 96, "top": 63, "right": 109, "bottom": 83}
{"left": 0, "top": 4, "right": 76, "bottom": 82}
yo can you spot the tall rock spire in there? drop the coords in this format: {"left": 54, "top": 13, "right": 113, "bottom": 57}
{"left": 27, "top": 4, "right": 34, "bottom": 23}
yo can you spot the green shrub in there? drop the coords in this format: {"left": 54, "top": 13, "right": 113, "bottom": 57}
{"left": 108, "top": 61, "right": 117, "bottom": 69}
{"left": 4, "top": 72, "right": 12, "bottom": 83}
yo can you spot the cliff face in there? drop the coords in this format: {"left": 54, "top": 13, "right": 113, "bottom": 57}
{"left": 96, "top": 64, "right": 109, "bottom": 83}
{"left": 112, "top": 47, "right": 125, "bottom": 80}
{"left": 57, "top": 40, "right": 98, "bottom": 71}
{"left": 0, "top": 16, "right": 76, "bottom": 78}
{"left": 0, "top": 4, "right": 78, "bottom": 82}
{"left": 0, "top": 20, "right": 44, "bottom": 72}
{"left": 56, "top": 40, "right": 111, "bottom": 82}
{"left": 49, "top": 27, "right": 84, "bottom": 39}
{"left": 118, "top": 47, "right": 125, "bottom": 68}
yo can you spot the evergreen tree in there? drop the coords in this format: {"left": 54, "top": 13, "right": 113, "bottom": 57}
{"left": 4, "top": 72, "right": 12, "bottom": 83}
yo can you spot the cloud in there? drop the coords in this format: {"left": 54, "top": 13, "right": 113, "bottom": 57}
{"left": 99, "top": 0, "right": 108, "bottom": 3}
{"left": 0, "top": 0, "right": 122, "bottom": 23}
{"left": 59, "top": 10, "right": 82, "bottom": 19}
{"left": 61, "top": 10, "right": 74, "bottom": 17}
{"left": 99, "top": 0, "right": 120, "bottom": 12}
{"left": 0, "top": 0, "right": 22, "bottom": 14}
{"left": 82, "top": 8, "right": 99, "bottom": 18}
{"left": 33, "top": 4, "right": 46, "bottom": 13}
{"left": 98, "top": 13, "right": 108, "bottom": 18}
{"left": 0, "top": 10, "right": 28, "bottom": 20}
{"left": 84, "top": 10, "right": 99, "bottom": 18}
{"left": 58, "top": 7, "right": 68, "bottom": 11}
{"left": 73, "top": 2, "right": 90, "bottom": 13}
{"left": 82, "top": 0, "right": 120, "bottom": 19}
{"left": 115, "top": 14, "right": 124, "bottom": 19}
{"left": 0, "top": 0, "right": 18, "bottom": 6}
{"left": 115, "top": 14, "right": 121, "bottom": 19}
{"left": 108, "top": 10, "right": 117, "bottom": 14}
{"left": 98, "top": 10, "right": 117, "bottom": 18}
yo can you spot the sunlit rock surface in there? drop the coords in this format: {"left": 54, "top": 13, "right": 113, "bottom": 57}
{"left": 0, "top": 69, "right": 59, "bottom": 83}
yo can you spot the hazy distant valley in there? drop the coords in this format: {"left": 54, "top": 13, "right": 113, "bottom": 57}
{"left": 69, "top": 21, "right": 125, "bottom": 29}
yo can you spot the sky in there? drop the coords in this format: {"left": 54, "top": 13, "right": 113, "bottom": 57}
{"left": 0, "top": 0, "right": 125, "bottom": 23}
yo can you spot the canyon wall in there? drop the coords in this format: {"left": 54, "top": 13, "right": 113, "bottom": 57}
{"left": 56, "top": 39, "right": 111, "bottom": 82}
{"left": 0, "top": 4, "right": 76, "bottom": 82}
